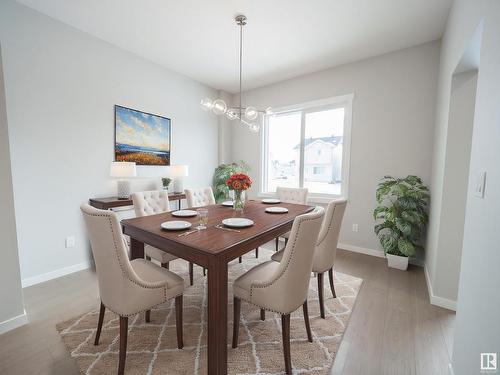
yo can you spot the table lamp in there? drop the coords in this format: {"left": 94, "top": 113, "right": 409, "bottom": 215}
{"left": 110, "top": 161, "right": 137, "bottom": 199}
{"left": 171, "top": 165, "right": 189, "bottom": 193}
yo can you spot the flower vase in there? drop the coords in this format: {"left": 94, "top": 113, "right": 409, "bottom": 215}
{"left": 233, "top": 190, "right": 245, "bottom": 213}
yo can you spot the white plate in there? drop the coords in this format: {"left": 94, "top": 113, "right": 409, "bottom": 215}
{"left": 161, "top": 221, "right": 192, "bottom": 231}
{"left": 222, "top": 218, "right": 254, "bottom": 228}
{"left": 222, "top": 201, "right": 234, "bottom": 207}
{"left": 171, "top": 210, "right": 197, "bottom": 217}
{"left": 265, "top": 207, "right": 289, "bottom": 214}
{"left": 262, "top": 198, "right": 281, "bottom": 204}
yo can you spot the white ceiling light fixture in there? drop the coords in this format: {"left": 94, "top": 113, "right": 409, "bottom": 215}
{"left": 200, "top": 15, "right": 272, "bottom": 133}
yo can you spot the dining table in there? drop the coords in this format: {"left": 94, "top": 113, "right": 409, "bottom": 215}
{"left": 121, "top": 199, "right": 314, "bottom": 375}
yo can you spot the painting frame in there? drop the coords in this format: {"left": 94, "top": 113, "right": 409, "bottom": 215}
{"left": 114, "top": 104, "right": 171, "bottom": 166}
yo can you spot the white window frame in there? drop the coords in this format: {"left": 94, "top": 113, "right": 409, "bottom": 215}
{"left": 260, "top": 94, "right": 353, "bottom": 203}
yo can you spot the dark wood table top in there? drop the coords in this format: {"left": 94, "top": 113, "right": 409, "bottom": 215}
{"left": 89, "top": 193, "right": 186, "bottom": 210}
{"left": 121, "top": 200, "right": 314, "bottom": 259}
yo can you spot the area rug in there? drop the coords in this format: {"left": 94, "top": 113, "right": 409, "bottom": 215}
{"left": 57, "top": 248, "right": 362, "bottom": 374}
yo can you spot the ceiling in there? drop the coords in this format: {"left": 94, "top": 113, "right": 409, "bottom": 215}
{"left": 17, "top": 0, "right": 452, "bottom": 93}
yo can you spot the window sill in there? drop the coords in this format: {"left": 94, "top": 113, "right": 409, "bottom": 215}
{"left": 258, "top": 192, "right": 346, "bottom": 204}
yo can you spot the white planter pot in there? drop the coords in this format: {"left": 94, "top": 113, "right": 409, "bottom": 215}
{"left": 386, "top": 253, "right": 409, "bottom": 271}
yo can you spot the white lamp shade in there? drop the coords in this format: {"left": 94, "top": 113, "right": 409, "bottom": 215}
{"left": 170, "top": 165, "right": 189, "bottom": 177}
{"left": 110, "top": 162, "right": 137, "bottom": 178}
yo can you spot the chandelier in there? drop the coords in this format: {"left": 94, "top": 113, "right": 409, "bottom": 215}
{"left": 200, "top": 15, "right": 272, "bottom": 133}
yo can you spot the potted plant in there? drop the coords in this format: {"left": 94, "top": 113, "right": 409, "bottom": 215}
{"left": 226, "top": 173, "right": 252, "bottom": 212}
{"left": 213, "top": 161, "right": 250, "bottom": 203}
{"left": 373, "top": 175, "right": 429, "bottom": 270}
{"left": 161, "top": 177, "right": 172, "bottom": 191}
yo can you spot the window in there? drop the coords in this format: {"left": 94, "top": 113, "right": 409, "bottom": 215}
{"left": 262, "top": 95, "right": 352, "bottom": 198}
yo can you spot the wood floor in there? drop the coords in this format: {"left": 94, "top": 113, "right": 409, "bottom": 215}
{"left": 0, "top": 246, "right": 455, "bottom": 375}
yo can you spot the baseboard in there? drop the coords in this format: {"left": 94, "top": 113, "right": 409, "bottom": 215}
{"left": 424, "top": 265, "right": 457, "bottom": 311}
{"left": 338, "top": 243, "right": 385, "bottom": 258}
{"left": 338, "top": 243, "right": 424, "bottom": 267}
{"left": 22, "top": 260, "right": 93, "bottom": 288}
{"left": 448, "top": 363, "right": 455, "bottom": 375}
{"left": 0, "top": 310, "right": 28, "bottom": 335}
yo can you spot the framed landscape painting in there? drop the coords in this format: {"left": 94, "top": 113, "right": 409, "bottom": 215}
{"left": 114, "top": 105, "right": 171, "bottom": 166}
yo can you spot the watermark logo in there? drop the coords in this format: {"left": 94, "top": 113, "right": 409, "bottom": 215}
{"left": 481, "top": 353, "right": 497, "bottom": 373}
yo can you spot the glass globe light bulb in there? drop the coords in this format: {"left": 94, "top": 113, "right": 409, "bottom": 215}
{"left": 200, "top": 98, "right": 213, "bottom": 111}
{"left": 212, "top": 99, "right": 227, "bottom": 115}
{"left": 244, "top": 106, "right": 258, "bottom": 121}
{"left": 248, "top": 122, "right": 260, "bottom": 133}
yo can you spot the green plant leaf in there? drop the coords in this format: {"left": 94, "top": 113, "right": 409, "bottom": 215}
{"left": 397, "top": 238, "right": 415, "bottom": 257}
{"left": 395, "top": 218, "right": 412, "bottom": 236}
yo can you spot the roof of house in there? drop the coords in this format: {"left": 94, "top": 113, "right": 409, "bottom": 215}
{"left": 294, "top": 136, "right": 343, "bottom": 149}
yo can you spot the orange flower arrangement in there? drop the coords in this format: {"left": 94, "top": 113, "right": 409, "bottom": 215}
{"left": 226, "top": 173, "right": 252, "bottom": 191}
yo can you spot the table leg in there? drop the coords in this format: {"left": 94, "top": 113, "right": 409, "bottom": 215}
{"left": 178, "top": 198, "right": 181, "bottom": 210}
{"left": 207, "top": 258, "right": 228, "bottom": 374}
{"left": 130, "top": 238, "right": 144, "bottom": 260}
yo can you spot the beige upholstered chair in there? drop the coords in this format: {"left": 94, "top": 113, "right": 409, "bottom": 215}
{"left": 80, "top": 204, "right": 184, "bottom": 375}
{"left": 232, "top": 206, "right": 324, "bottom": 374}
{"left": 131, "top": 190, "right": 195, "bottom": 285}
{"left": 274, "top": 187, "right": 309, "bottom": 251}
{"left": 185, "top": 186, "right": 216, "bottom": 208}
{"left": 272, "top": 199, "right": 347, "bottom": 318}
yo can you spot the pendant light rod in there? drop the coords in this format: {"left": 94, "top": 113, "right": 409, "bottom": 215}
{"left": 236, "top": 15, "right": 246, "bottom": 123}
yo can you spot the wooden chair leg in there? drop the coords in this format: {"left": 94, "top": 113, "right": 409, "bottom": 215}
{"left": 281, "top": 314, "right": 292, "bottom": 374}
{"left": 275, "top": 237, "right": 279, "bottom": 252}
{"left": 161, "top": 262, "right": 169, "bottom": 270}
{"left": 318, "top": 272, "right": 325, "bottom": 319}
{"left": 239, "top": 256, "right": 242, "bottom": 263}
{"left": 175, "top": 295, "right": 184, "bottom": 349}
{"left": 260, "top": 309, "right": 266, "bottom": 321}
{"left": 94, "top": 302, "right": 105, "bottom": 345}
{"left": 255, "top": 247, "right": 259, "bottom": 258}
{"left": 145, "top": 255, "right": 151, "bottom": 261}
{"left": 203, "top": 268, "right": 206, "bottom": 276}
{"left": 232, "top": 297, "right": 241, "bottom": 348}
{"left": 118, "top": 316, "right": 128, "bottom": 375}
{"left": 328, "top": 268, "right": 337, "bottom": 298}
{"left": 189, "top": 262, "right": 194, "bottom": 286}
{"left": 302, "top": 301, "right": 313, "bottom": 342}
{"left": 145, "top": 310, "right": 151, "bottom": 323}
{"left": 284, "top": 238, "right": 288, "bottom": 247}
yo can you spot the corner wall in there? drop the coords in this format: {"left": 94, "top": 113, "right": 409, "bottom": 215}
{"left": 0, "top": 1, "right": 219, "bottom": 285}
{"left": 426, "top": 0, "right": 500, "bottom": 373}
{"left": 230, "top": 41, "right": 440, "bottom": 257}
{"left": 0, "top": 44, "right": 26, "bottom": 334}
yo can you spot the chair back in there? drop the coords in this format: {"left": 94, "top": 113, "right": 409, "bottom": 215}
{"left": 132, "top": 190, "right": 170, "bottom": 217}
{"left": 276, "top": 187, "right": 308, "bottom": 205}
{"left": 185, "top": 187, "right": 216, "bottom": 208}
{"left": 313, "top": 199, "right": 347, "bottom": 273}
{"left": 80, "top": 204, "right": 138, "bottom": 313}
{"left": 252, "top": 206, "right": 324, "bottom": 314}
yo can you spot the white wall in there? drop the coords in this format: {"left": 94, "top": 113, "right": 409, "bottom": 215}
{"left": 230, "top": 41, "right": 440, "bottom": 255}
{"left": 428, "top": 0, "right": 500, "bottom": 373}
{"left": 0, "top": 45, "right": 26, "bottom": 333}
{"left": 0, "top": 1, "right": 219, "bottom": 285}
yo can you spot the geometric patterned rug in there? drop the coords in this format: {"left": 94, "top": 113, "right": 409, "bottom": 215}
{"left": 56, "top": 247, "right": 362, "bottom": 374}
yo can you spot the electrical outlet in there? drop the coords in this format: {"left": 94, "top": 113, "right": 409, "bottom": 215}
{"left": 352, "top": 224, "right": 359, "bottom": 232}
{"left": 65, "top": 236, "right": 75, "bottom": 248}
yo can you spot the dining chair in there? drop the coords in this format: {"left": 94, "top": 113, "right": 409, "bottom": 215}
{"left": 80, "top": 204, "right": 184, "bottom": 375}
{"left": 271, "top": 199, "right": 347, "bottom": 318}
{"left": 274, "top": 187, "right": 309, "bottom": 251}
{"left": 132, "top": 190, "right": 195, "bottom": 286}
{"left": 232, "top": 206, "right": 324, "bottom": 374}
{"left": 185, "top": 186, "right": 257, "bottom": 262}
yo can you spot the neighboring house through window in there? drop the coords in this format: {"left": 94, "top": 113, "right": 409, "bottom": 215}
{"left": 261, "top": 94, "right": 353, "bottom": 198}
